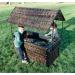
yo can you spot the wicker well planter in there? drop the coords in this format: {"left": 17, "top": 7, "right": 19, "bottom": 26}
{"left": 8, "top": 7, "right": 65, "bottom": 66}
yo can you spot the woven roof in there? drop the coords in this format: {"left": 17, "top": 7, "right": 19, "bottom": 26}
{"left": 8, "top": 7, "right": 65, "bottom": 33}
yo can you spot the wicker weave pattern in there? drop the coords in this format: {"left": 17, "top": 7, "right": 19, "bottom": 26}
{"left": 24, "top": 41, "right": 59, "bottom": 65}
{"left": 7, "top": 7, "right": 65, "bottom": 65}
{"left": 8, "top": 7, "right": 65, "bottom": 34}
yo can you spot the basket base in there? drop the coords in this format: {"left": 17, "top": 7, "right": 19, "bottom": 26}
{"left": 24, "top": 42, "right": 59, "bottom": 66}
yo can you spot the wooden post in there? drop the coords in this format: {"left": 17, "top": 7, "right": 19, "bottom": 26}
{"left": 60, "top": 21, "right": 64, "bottom": 51}
{"left": 10, "top": 24, "right": 13, "bottom": 40}
{"left": 61, "top": 21, "right": 64, "bottom": 38}
{"left": 62, "top": 21, "right": 63, "bottom": 32}
{"left": 10, "top": 23, "right": 14, "bottom": 49}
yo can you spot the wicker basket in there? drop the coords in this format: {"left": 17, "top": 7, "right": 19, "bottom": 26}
{"left": 7, "top": 7, "right": 65, "bottom": 66}
{"left": 24, "top": 41, "right": 59, "bottom": 65}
